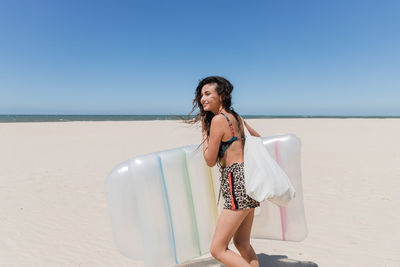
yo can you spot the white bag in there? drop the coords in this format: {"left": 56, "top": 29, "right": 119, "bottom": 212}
{"left": 241, "top": 117, "right": 296, "bottom": 206}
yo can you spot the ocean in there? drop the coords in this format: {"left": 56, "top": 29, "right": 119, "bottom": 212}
{"left": 0, "top": 114, "right": 399, "bottom": 123}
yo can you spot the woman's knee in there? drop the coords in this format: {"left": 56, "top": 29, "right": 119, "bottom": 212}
{"left": 233, "top": 237, "right": 250, "bottom": 252}
{"left": 209, "top": 242, "right": 226, "bottom": 259}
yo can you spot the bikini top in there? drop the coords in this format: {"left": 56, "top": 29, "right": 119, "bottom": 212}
{"left": 218, "top": 112, "right": 245, "bottom": 158}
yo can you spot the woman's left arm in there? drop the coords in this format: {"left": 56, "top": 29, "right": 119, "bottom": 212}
{"left": 202, "top": 115, "right": 224, "bottom": 167}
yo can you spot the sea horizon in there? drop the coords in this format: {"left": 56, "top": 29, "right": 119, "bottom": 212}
{"left": 0, "top": 114, "right": 399, "bottom": 123}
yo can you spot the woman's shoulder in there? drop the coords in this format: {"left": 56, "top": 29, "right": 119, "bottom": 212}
{"left": 211, "top": 113, "right": 227, "bottom": 126}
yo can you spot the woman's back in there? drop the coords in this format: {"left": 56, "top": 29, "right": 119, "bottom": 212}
{"left": 218, "top": 112, "right": 245, "bottom": 167}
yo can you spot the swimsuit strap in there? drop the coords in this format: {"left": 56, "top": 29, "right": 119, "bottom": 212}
{"left": 220, "top": 112, "right": 242, "bottom": 140}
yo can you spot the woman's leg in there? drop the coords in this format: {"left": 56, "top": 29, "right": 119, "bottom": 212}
{"left": 233, "top": 208, "right": 259, "bottom": 267}
{"left": 209, "top": 208, "right": 253, "bottom": 267}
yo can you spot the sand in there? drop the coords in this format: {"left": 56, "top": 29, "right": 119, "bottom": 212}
{"left": 0, "top": 118, "right": 399, "bottom": 267}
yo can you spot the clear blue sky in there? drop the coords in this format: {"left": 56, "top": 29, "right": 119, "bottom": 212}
{"left": 1, "top": 0, "right": 399, "bottom": 116}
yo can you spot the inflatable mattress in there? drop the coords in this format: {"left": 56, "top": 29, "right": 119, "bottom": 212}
{"left": 105, "top": 134, "right": 308, "bottom": 266}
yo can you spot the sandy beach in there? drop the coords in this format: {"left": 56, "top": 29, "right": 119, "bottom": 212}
{"left": 1, "top": 118, "right": 399, "bottom": 267}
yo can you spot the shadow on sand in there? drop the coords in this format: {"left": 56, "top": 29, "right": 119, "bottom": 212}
{"left": 177, "top": 253, "right": 318, "bottom": 267}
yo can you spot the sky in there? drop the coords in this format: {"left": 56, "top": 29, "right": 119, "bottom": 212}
{"left": 0, "top": 0, "right": 399, "bottom": 116}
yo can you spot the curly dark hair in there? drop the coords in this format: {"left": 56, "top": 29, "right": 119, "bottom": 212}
{"left": 176, "top": 76, "right": 243, "bottom": 165}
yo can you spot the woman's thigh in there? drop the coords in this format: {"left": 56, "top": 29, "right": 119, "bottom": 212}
{"left": 210, "top": 208, "right": 251, "bottom": 250}
{"left": 233, "top": 208, "right": 255, "bottom": 247}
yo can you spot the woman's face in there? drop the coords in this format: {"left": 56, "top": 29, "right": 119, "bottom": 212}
{"left": 200, "top": 83, "right": 222, "bottom": 114}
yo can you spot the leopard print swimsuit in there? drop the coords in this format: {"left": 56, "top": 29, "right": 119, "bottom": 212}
{"left": 218, "top": 162, "right": 260, "bottom": 210}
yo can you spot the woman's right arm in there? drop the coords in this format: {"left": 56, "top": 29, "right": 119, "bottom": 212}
{"left": 244, "top": 120, "right": 261, "bottom": 137}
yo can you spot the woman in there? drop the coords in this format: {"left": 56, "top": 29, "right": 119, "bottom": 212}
{"left": 181, "top": 76, "right": 261, "bottom": 267}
